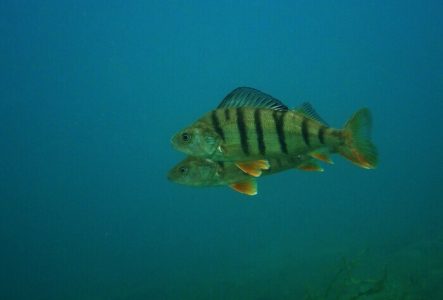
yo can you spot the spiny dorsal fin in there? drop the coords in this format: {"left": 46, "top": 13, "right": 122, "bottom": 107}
{"left": 218, "top": 87, "right": 288, "bottom": 111}
{"left": 295, "top": 102, "right": 329, "bottom": 126}
{"left": 229, "top": 179, "right": 257, "bottom": 196}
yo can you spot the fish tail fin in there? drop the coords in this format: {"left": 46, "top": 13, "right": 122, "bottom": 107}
{"left": 337, "top": 108, "right": 378, "bottom": 169}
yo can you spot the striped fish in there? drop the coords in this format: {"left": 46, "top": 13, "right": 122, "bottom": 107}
{"left": 167, "top": 154, "right": 323, "bottom": 196}
{"left": 171, "top": 87, "right": 378, "bottom": 176}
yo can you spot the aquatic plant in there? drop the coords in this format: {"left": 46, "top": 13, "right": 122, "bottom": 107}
{"left": 304, "top": 253, "right": 389, "bottom": 300}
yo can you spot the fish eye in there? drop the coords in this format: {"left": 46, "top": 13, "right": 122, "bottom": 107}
{"left": 179, "top": 166, "right": 188, "bottom": 176}
{"left": 182, "top": 132, "right": 191, "bottom": 142}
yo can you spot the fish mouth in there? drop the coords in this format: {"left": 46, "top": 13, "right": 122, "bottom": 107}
{"left": 170, "top": 135, "right": 184, "bottom": 153}
{"left": 170, "top": 135, "right": 177, "bottom": 147}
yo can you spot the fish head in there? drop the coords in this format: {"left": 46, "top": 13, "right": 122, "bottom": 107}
{"left": 171, "top": 122, "right": 221, "bottom": 157}
{"left": 167, "top": 157, "right": 221, "bottom": 186}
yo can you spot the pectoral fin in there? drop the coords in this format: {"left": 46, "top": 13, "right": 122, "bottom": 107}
{"left": 229, "top": 179, "right": 257, "bottom": 196}
{"left": 236, "top": 160, "right": 270, "bottom": 177}
{"left": 217, "top": 143, "right": 242, "bottom": 155}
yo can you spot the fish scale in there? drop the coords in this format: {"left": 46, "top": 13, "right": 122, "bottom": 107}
{"left": 206, "top": 107, "right": 338, "bottom": 162}
{"left": 171, "top": 87, "right": 378, "bottom": 172}
{"left": 168, "top": 154, "right": 323, "bottom": 196}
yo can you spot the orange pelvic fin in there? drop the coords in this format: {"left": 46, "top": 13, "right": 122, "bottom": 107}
{"left": 229, "top": 179, "right": 257, "bottom": 196}
{"left": 235, "top": 160, "right": 270, "bottom": 177}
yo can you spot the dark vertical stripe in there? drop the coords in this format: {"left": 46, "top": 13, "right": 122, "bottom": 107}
{"left": 236, "top": 108, "right": 249, "bottom": 155}
{"left": 318, "top": 126, "right": 326, "bottom": 145}
{"left": 216, "top": 161, "right": 225, "bottom": 169}
{"left": 211, "top": 110, "right": 225, "bottom": 141}
{"left": 301, "top": 117, "right": 310, "bottom": 147}
{"left": 273, "top": 111, "right": 288, "bottom": 154}
{"left": 224, "top": 109, "right": 231, "bottom": 121}
{"left": 254, "top": 109, "right": 266, "bottom": 155}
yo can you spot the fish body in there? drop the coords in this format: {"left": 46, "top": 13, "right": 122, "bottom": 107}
{"left": 167, "top": 154, "right": 322, "bottom": 195}
{"left": 171, "top": 87, "right": 378, "bottom": 171}
{"left": 175, "top": 106, "right": 339, "bottom": 160}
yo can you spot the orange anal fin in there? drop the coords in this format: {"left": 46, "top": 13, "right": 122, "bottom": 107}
{"left": 236, "top": 160, "right": 270, "bottom": 177}
{"left": 297, "top": 161, "right": 324, "bottom": 172}
{"left": 229, "top": 180, "right": 257, "bottom": 196}
{"left": 310, "top": 152, "right": 334, "bottom": 164}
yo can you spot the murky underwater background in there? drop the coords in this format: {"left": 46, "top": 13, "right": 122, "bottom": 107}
{"left": 1, "top": 1, "right": 442, "bottom": 299}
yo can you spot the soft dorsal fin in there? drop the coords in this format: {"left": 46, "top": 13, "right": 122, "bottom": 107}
{"left": 218, "top": 87, "right": 288, "bottom": 111}
{"left": 295, "top": 102, "right": 329, "bottom": 126}
{"left": 229, "top": 179, "right": 257, "bottom": 196}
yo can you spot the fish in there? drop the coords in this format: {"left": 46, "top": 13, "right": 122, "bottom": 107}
{"left": 171, "top": 87, "right": 378, "bottom": 176}
{"left": 167, "top": 154, "right": 323, "bottom": 196}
